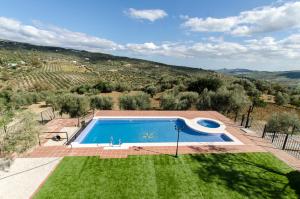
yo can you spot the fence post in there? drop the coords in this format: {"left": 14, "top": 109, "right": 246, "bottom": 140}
{"left": 262, "top": 125, "right": 267, "bottom": 138}
{"left": 52, "top": 107, "right": 55, "bottom": 119}
{"left": 241, "top": 115, "right": 245, "bottom": 126}
{"left": 282, "top": 133, "right": 289, "bottom": 150}
{"left": 291, "top": 125, "right": 296, "bottom": 135}
{"left": 234, "top": 111, "right": 238, "bottom": 122}
{"left": 37, "top": 133, "right": 41, "bottom": 146}
{"left": 271, "top": 131, "right": 276, "bottom": 143}
{"left": 245, "top": 105, "right": 254, "bottom": 128}
{"left": 246, "top": 117, "right": 252, "bottom": 128}
{"left": 40, "top": 112, "right": 44, "bottom": 124}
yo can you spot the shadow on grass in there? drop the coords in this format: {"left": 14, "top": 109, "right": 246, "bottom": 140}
{"left": 190, "top": 153, "right": 300, "bottom": 199}
{"left": 286, "top": 171, "right": 300, "bottom": 196}
{"left": 188, "top": 145, "right": 229, "bottom": 153}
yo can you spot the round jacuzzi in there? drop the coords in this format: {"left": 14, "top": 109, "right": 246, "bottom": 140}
{"left": 197, "top": 119, "right": 221, "bottom": 128}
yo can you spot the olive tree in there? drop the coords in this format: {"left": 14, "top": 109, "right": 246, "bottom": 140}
{"left": 58, "top": 94, "right": 90, "bottom": 118}
{"left": 266, "top": 112, "right": 300, "bottom": 133}
{"left": 176, "top": 92, "right": 198, "bottom": 110}
{"left": 275, "top": 92, "right": 290, "bottom": 106}
{"left": 143, "top": 84, "right": 158, "bottom": 97}
{"left": 160, "top": 94, "right": 177, "bottom": 110}
{"left": 119, "top": 92, "right": 150, "bottom": 110}
{"left": 196, "top": 88, "right": 212, "bottom": 110}
{"left": 90, "top": 96, "right": 113, "bottom": 110}
{"left": 188, "top": 77, "right": 223, "bottom": 93}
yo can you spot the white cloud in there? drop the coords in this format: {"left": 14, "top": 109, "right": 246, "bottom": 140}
{"left": 0, "top": 16, "right": 299, "bottom": 70}
{"left": 124, "top": 35, "right": 300, "bottom": 64}
{"left": 125, "top": 8, "right": 167, "bottom": 22}
{"left": 0, "top": 17, "right": 123, "bottom": 52}
{"left": 182, "top": 1, "right": 300, "bottom": 35}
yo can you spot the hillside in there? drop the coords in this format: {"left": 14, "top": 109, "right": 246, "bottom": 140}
{"left": 218, "top": 68, "right": 300, "bottom": 88}
{"left": 0, "top": 40, "right": 215, "bottom": 91}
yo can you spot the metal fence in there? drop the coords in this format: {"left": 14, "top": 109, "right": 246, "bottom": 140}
{"left": 228, "top": 107, "right": 300, "bottom": 159}
{"left": 262, "top": 126, "right": 300, "bottom": 159}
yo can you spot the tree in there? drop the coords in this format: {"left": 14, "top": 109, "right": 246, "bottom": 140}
{"left": 58, "top": 94, "right": 90, "bottom": 118}
{"left": 90, "top": 96, "right": 113, "bottom": 110}
{"left": 119, "top": 92, "right": 150, "bottom": 110}
{"left": 196, "top": 88, "right": 212, "bottom": 110}
{"left": 267, "top": 112, "right": 300, "bottom": 133}
{"left": 176, "top": 92, "right": 198, "bottom": 110}
{"left": 229, "top": 86, "right": 251, "bottom": 113}
{"left": 188, "top": 77, "right": 223, "bottom": 93}
{"left": 210, "top": 89, "right": 232, "bottom": 113}
{"left": 275, "top": 92, "right": 290, "bottom": 106}
{"left": 114, "top": 83, "right": 131, "bottom": 92}
{"left": 160, "top": 94, "right": 177, "bottom": 110}
{"left": 93, "top": 81, "right": 114, "bottom": 93}
{"left": 290, "top": 95, "right": 300, "bottom": 107}
{"left": 143, "top": 84, "right": 158, "bottom": 97}
{"left": 71, "top": 84, "right": 92, "bottom": 94}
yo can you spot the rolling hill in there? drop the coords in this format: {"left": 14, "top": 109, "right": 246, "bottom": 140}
{"left": 0, "top": 40, "right": 216, "bottom": 91}
{"left": 218, "top": 68, "right": 300, "bottom": 88}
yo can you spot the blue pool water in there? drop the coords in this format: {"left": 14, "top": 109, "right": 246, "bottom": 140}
{"left": 197, "top": 119, "right": 220, "bottom": 128}
{"left": 79, "top": 119, "right": 232, "bottom": 144}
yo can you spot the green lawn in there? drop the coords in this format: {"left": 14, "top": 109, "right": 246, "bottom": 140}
{"left": 34, "top": 153, "right": 300, "bottom": 199}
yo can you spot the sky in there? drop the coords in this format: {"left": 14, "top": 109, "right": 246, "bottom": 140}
{"left": 0, "top": 0, "right": 300, "bottom": 71}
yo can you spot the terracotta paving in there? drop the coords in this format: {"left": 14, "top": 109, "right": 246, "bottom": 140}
{"left": 42, "top": 118, "right": 78, "bottom": 132}
{"left": 26, "top": 111, "right": 300, "bottom": 170}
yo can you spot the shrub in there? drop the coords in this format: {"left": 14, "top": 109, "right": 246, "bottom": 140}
{"left": 90, "top": 96, "right": 113, "bottom": 110}
{"left": 119, "top": 92, "right": 150, "bottom": 110}
{"left": 188, "top": 77, "right": 223, "bottom": 93}
{"left": 1, "top": 111, "right": 39, "bottom": 156}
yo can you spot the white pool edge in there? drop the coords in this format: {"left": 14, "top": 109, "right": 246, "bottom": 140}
{"left": 71, "top": 116, "right": 243, "bottom": 147}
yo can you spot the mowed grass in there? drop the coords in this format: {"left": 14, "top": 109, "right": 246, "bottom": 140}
{"left": 34, "top": 153, "right": 300, "bottom": 199}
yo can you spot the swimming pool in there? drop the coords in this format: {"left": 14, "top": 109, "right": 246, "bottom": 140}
{"left": 72, "top": 117, "right": 241, "bottom": 147}
{"left": 197, "top": 119, "right": 221, "bottom": 128}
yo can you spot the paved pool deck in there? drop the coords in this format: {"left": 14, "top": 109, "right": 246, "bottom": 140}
{"left": 25, "top": 110, "right": 300, "bottom": 170}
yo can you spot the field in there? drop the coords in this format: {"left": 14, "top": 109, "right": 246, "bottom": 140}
{"left": 0, "top": 40, "right": 214, "bottom": 91}
{"left": 33, "top": 153, "right": 300, "bottom": 199}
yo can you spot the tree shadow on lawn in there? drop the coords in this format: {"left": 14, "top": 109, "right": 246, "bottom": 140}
{"left": 190, "top": 153, "right": 300, "bottom": 199}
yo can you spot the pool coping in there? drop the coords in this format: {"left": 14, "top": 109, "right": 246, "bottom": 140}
{"left": 71, "top": 116, "right": 243, "bottom": 148}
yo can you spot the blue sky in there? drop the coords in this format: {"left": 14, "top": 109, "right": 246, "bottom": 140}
{"left": 0, "top": 0, "right": 300, "bottom": 71}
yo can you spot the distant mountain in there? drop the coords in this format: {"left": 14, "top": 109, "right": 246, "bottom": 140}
{"left": 217, "top": 68, "right": 256, "bottom": 75}
{"left": 217, "top": 68, "right": 300, "bottom": 87}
